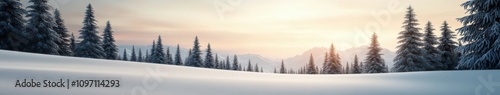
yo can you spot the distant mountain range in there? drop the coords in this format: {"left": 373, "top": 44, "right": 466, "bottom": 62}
{"left": 118, "top": 45, "right": 395, "bottom": 72}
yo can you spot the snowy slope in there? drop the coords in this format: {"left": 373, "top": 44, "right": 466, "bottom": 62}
{"left": 1, "top": 50, "right": 499, "bottom": 95}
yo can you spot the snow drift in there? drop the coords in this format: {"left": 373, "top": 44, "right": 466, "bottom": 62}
{"left": 0, "top": 50, "right": 498, "bottom": 95}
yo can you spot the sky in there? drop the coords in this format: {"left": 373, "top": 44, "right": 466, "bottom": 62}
{"left": 21, "top": 0, "right": 468, "bottom": 59}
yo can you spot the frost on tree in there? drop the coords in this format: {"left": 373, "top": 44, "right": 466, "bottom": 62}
{"left": 102, "top": 21, "right": 118, "bottom": 60}
{"left": 438, "top": 21, "right": 459, "bottom": 70}
{"left": 204, "top": 43, "right": 214, "bottom": 68}
{"left": 456, "top": 0, "right": 500, "bottom": 69}
{"left": 321, "top": 52, "right": 329, "bottom": 74}
{"left": 174, "top": 44, "right": 183, "bottom": 65}
{"left": 24, "top": 0, "right": 60, "bottom": 55}
{"left": 151, "top": 36, "right": 166, "bottom": 64}
{"left": 423, "top": 22, "right": 443, "bottom": 70}
{"left": 325, "top": 44, "right": 342, "bottom": 74}
{"left": 74, "top": 4, "right": 105, "bottom": 58}
{"left": 392, "top": 6, "right": 433, "bottom": 72}
{"left": 0, "top": 0, "right": 27, "bottom": 51}
{"left": 53, "top": 9, "right": 72, "bottom": 56}
{"left": 187, "top": 36, "right": 203, "bottom": 67}
{"left": 364, "top": 33, "right": 388, "bottom": 73}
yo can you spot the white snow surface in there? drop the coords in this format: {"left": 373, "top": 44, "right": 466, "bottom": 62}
{"left": 1, "top": 50, "right": 499, "bottom": 95}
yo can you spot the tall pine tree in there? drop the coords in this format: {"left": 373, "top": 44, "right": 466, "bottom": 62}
{"left": 151, "top": 36, "right": 166, "bottom": 64}
{"left": 438, "top": 21, "right": 459, "bottom": 70}
{"left": 204, "top": 43, "right": 214, "bottom": 68}
{"left": 246, "top": 60, "right": 253, "bottom": 72}
{"left": 24, "top": 0, "right": 60, "bottom": 55}
{"left": 174, "top": 44, "right": 183, "bottom": 65}
{"left": 326, "top": 44, "right": 342, "bottom": 74}
{"left": 232, "top": 55, "right": 239, "bottom": 70}
{"left": 102, "top": 21, "right": 118, "bottom": 60}
{"left": 0, "top": 0, "right": 27, "bottom": 51}
{"left": 138, "top": 48, "right": 143, "bottom": 62}
{"left": 279, "top": 60, "right": 286, "bottom": 74}
{"left": 306, "top": 54, "right": 318, "bottom": 74}
{"left": 392, "top": 6, "right": 432, "bottom": 72}
{"left": 122, "top": 49, "right": 127, "bottom": 61}
{"left": 74, "top": 4, "right": 104, "bottom": 58}
{"left": 423, "top": 21, "right": 443, "bottom": 70}
{"left": 365, "top": 33, "right": 388, "bottom": 73}
{"left": 130, "top": 46, "right": 137, "bottom": 61}
{"left": 187, "top": 36, "right": 203, "bottom": 67}
{"left": 352, "top": 55, "right": 362, "bottom": 74}
{"left": 53, "top": 9, "right": 71, "bottom": 56}
{"left": 165, "top": 47, "right": 173, "bottom": 64}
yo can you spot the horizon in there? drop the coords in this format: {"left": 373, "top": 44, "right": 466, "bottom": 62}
{"left": 21, "top": 0, "right": 466, "bottom": 59}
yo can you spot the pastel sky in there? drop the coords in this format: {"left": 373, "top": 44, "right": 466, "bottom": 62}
{"left": 21, "top": 0, "right": 467, "bottom": 59}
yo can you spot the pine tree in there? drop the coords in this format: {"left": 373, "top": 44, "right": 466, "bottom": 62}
{"left": 53, "top": 9, "right": 71, "bottom": 56}
{"left": 392, "top": 6, "right": 432, "bottom": 72}
{"left": 423, "top": 21, "right": 443, "bottom": 70}
{"left": 69, "top": 33, "right": 76, "bottom": 53}
{"left": 204, "top": 43, "right": 214, "bottom": 68}
{"left": 187, "top": 36, "right": 203, "bottom": 67}
{"left": 151, "top": 36, "right": 166, "bottom": 64}
{"left": 174, "top": 44, "right": 183, "bottom": 65}
{"left": 138, "top": 48, "right": 143, "bottom": 62}
{"left": 145, "top": 50, "right": 150, "bottom": 62}
{"left": 321, "top": 52, "right": 329, "bottom": 74}
{"left": 254, "top": 64, "right": 259, "bottom": 72}
{"left": 326, "top": 44, "right": 342, "bottom": 74}
{"left": 214, "top": 54, "right": 219, "bottom": 69}
{"left": 365, "top": 33, "right": 388, "bottom": 73}
{"left": 147, "top": 40, "right": 156, "bottom": 62}
{"left": 457, "top": 0, "right": 500, "bottom": 69}
{"left": 279, "top": 60, "right": 286, "bottom": 74}
{"left": 307, "top": 54, "right": 318, "bottom": 74}
{"left": 345, "top": 62, "right": 350, "bottom": 74}
{"left": 165, "top": 47, "right": 173, "bottom": 64}
{"left": 74, "top": 4, "right": 104, "bottom": 58}
{"left": 184, "top": 49, "right": 191, "bottom": 65}
{"left": 437, "top": 21, "right": 459, "bottom": 70}
{"left": 232, "top": 55, "right": 239, "bottom": 70}
{"left": 24, "top": 0, "right": 60, "bottom": 55}
{"left": 0, "top": 0, "right": 27, "bottom": 51}
{"left": 130, "top": 46, "right": 137, "bottom": 61}
{"left": 122, "top": 49, "right": 128, "bottom": 61}
{"left": 225, "top": 56, "right": 231, "bottom": 70}
{"left": 360, "top": 61, "right": 364, "bottom": 72}
{"left": 352, "top": 55, "right": 362, "bottom": 74}
{"left": 101, "top": 21, "right": 118, "bottom": 60}
{"left": 246, "top": 60, "right": 253, "bottom": 72}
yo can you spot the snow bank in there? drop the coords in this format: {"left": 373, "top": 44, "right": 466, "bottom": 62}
{"left": 0, "top": 50, "right": 498, "bottom": 95}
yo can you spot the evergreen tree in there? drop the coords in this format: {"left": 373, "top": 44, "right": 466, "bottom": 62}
{"left": 69, "top": 33, "right": 76, "bottom": 53}
{"left": 130, "top": 46, "right": 137, "bottom": 61}
{"left": 246, "top": 60, "right": 253, "bottom": 72}
{"left": 254, "top": 64, "right": 259, "bottom": 72}
{"left": 360, "top": 61, "right": 364, "bottom": 72}
{"left": 423, "top": 21, "right": 443, "bottom": 70}
{"left": 345, "top": 62, "right": 350, "bottom": 74}
{"left": 457, "top": 0, "right": 500, "bottom": 69}
{"left": 53, "top": 9, "right": 71, "bottom": 56}
{"left": 204, "top": 43, "right": 214, "bottom": 68}
{"left": 24, "top": 0, "right": 60, "bottom": 55}
{"left": 279, "top": 60, "right": 286, "bottom": 74}
{"left": 232, "top": 55, "right": 239, "bottom": 70}
{"left": 145, "top": 50, "right": 150, "bottom": 62}
{"left": 0, "top": 0, "right": 27, "bottom": 51}
{"left": 151, "top": 36, "right": 166, "bottom": 64}
{"left": 147, "top": 40, "right": 156, "bottom": 62}
{"left": 225, "top": 55, "right": 231, "bottom": 70}
{"left": 438, "top": 21, "right": 459, "bottom": 70}
{"left": 165, "top": 47, "right": 173, "bottom": 64}
{"left": 187, "top": 36, "right": 203, "bottom": 67}
{"left": 321, "top": 52, "right": 329, "bottom": 74}
{"left": 352, "top": 55, "right": 362, "bottom": 74}
{"left": 101, "top": 21, "right": 118, "bottom": 60}
{"left": 122, "top": 49, "right": 127, "bottom": 61}
{"left": 138, "top": 48, "right": 143, "bottom": 62}
{"left": 174, "top": 44, "right": 183, "bottom": 65}
{"left": 74, "top": 4, "right": 104, "bottom": 58}
{"left": 392, "top": 6, "right": 432, "bottom": 72}
{"left": 184, "top": 49, "right": 191, "bottom": 65}
{"left": 326, "top": 44, "right": 342, "bottom": 74}
{"left": 307, "top": 54, "right": 318, "bottom": 74}
{"left": 365, "top": 33, "right": 388, "bottom": 73}
{"left": 214, "top": 54, "right": 219, "bottom": 69}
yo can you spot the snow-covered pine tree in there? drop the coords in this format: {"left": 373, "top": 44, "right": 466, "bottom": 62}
{"left": 326, "top": 44, "right": 342, "bottom": 74}
{"left": 279, "top": 60, "right": 286, "bottom": 74}
{"left": 24, "top": 0, "right": 60, "bottom": 55}
{"left": 392, "top": 6, "right": 432, "bottom": 72}
{"left": 352, "top": 55, "right": 362, "bottom": 74}
{"left": 138, "top": 48, "right": 143, "bottom": 62}
{"left": 457, "top": 0, "right": 500, "bottom": 69}
{"left": 165, "top": 47, "right": 173, "bottom": 64}
{"left": 225, "top": 55, "right": 231, "bottom": 70}
{"left": 345, "top": 62, "right": 350, "bottom": 74}
{"left": 365, "top": 33, "right": 388, "bottom": 73}
{"left": 232, "top": 55, "right": 239, "bottom": 70}
{"left": 53, "top": 9, "right": 71, "bottom": 56}
{"left": 321, "top": 52, "right": 329, "bottom": 74}
{"left": 146, "top": 41, "right": 155, "bottom": 62}
{"left": 204, "top": 43, "right": 214, "bottom": 68}
{"left": 145, "top": 49, "right": 149, "bottom": 62}
{"left": 69, "top": 33, "right": 76, "bottom": 53}
{"left": 74, "top": 4, "right": 104, "bottom": 58}
{"left": 438, "top": 21, "right": 459, "bottom": 70}
{"left": 122, "top": 49, "right": 127, "bottom": 61}
{"left": 187, "top": 36, "right": 203, "bottom": 67}
{"left": 307, "top": 53, "right": 318, "bottom": 74}
{"left": 246, "top": 60, "right": 253, "bottom": 72}
{"left": 130, "top": 46, "right": 137, "bottom": 61}
{"left": 423, "top": 21, "right": 443, "bottom": 70}
{"left": 254, "top": 64, "right": 259, "bottom": 72}
{"left": 214, "top": 54, "right": 219, "bottom": 69}
{"left": 174, "top": 44, "right": 183, "bottom": 65}
{"left": 101, "top": 21, "right": 118, "bottom": 60}
{"left": 0, "top": 0, "right": 27, "bottom": 51}
{"left": 151, "top": 36, "right": 166, "bottom": 64}
{"left": 184, "top": 49, "right": 191, "bottom": 65}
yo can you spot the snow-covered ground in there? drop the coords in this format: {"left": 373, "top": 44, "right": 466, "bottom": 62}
{"left": 0, "top": 50, "right": 499, "bottom": 95}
